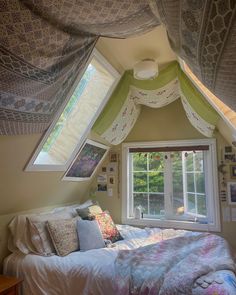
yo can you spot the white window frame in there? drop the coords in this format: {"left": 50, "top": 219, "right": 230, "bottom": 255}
{"left": 25, "top": 48, "right": 121, "bottom": 172}
{"left": 122, "top": 139, "right": 221, "bottom": 232}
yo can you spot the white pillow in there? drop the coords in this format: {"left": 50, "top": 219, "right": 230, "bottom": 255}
{"left": 8, "top": 213, "right": 39, "bottom": 254}
{"left": 8, "top": 201, "right": 93, "bottom": 255}
{"left": 27, "top": 210, "right": 74, "bottom": 256}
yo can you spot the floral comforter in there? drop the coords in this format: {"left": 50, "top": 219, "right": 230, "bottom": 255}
{"left": 114, "top": 232, "right": 236, "bottom": 295}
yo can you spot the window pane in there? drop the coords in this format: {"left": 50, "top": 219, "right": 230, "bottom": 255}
{"left": 149, "top": 172, "right": 164, "bottom": 192}
{"left": 195, "top": 151, "right": 204, "bottom": 172}
{"left": 173, "top": 171, "right": 184, "bottom": 215}
{"left": 187, "top": 193, "right": 196, "bottom": 213}
{"left": 34, "top": 57, "right": 116, "bottom": 166}
{"left": 173, "top": 171, "right": 183, "bottom": 194}
{"left": 133, "top": 172, "right": 148, "bottom": 192}
{"left": 172, "top": 152, "right": 182, "bottom": 171}
{"left": 197, "top": 195, "right": 207, "bottom": 216}
{"left": 133, "top": 153, "right": 147, "bottom": 171}
{"left": 149, "top": 194, "right": 164, "bottom": 215}
{"left": 187, "top": 173, "right": 194, "bottom": 192}
{"left": 133, "top": 193, "right": 148, "bottom": 214}
{"left": 149, "top": 152, "right": 164, "bottom": 171}
{"left": 185, "top": 152, "right": 194, "bottom": 171}
{"left": 196, "top": 173, "right": 205, "bottom": 194}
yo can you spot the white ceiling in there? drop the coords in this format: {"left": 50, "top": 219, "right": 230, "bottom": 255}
{"left": 96, "top": 25, "right": 177, "bottom": 73}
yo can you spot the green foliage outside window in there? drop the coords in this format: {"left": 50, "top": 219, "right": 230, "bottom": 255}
{"left": 132, "top": 150, "right": 206, "bottom": 217}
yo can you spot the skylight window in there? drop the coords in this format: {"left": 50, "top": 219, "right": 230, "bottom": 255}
{"left": 26, "top": 49, "right": 120, "bottom": 171}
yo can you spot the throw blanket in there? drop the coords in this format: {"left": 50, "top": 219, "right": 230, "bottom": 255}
{"left": 114, "top": 232, "right": 235, "bottom": 295}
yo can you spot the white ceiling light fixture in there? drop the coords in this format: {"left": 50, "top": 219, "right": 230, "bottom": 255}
{"left": 133, "top": 59, "right": 158, "bottom": 80}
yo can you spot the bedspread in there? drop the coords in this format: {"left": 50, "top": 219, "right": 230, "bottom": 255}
{"left": 3, "top": 226, "right": 236, "bottom": 295}
{"left": 115, "top": 232, "right": 236, "bottom": 295}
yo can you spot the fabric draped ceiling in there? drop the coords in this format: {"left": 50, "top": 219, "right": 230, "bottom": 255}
{"left": 93, "top": 62, "right": 219, "bottom": 145}
{"left": 0, "top": 0, "right": 235, "bottom": 135}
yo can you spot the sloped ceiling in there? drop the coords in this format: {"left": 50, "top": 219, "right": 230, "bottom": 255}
{"left": 96, "top": 25, "right": 177, "bottom": 73}
{"left": 96, "top": 27, "right": 235, "bottom": 146}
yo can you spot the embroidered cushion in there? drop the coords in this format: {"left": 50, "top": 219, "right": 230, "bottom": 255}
{"left": 47, "top": 217, "right": 79, "bottom": 256}
{"left": 76, "top": 204, "right": 103, "bottom": 219}
{"left": 93, "top": 211, "right": 123, "bottom": 243}
{"left": 77, "top": 219, "right": 105, "bottom": 251}
{"left": 27, "top": 210, "right": 74, "bottom": 256}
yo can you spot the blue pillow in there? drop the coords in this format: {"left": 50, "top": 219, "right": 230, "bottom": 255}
{"left": 77, "top": 219, "right": 105, "bottom": 251}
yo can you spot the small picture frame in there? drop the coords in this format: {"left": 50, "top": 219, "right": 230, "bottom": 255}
{"left": 63, "top": 139, "right": 109, "bottom": 181}
{"left": 227, "top": 182, "right": 236, "bottom": 204}
{"left": 107, "top": 163, "right": 117, "bottom": 174}
{"left": 108, "top": 175, "right": 115, "bottom": 186}
{"left": 101, "top": 166, "right": 107, "bottom": 173}
{"left": 97, "top": 174, "right": 107, "bottom": 184}
{"left": 97, "top": 183, "right": 107, "bottom": 192}
{"left": 110, "top": 152, "right": 118, "bottom": 163}
{"left": 224, "top": 146, "right": 235, "bottom": 162}
{"left": 230, "top": 165, "right": 236, "bottom": 179}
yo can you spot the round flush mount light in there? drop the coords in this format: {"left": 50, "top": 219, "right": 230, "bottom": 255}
{"left": 133, "top": 59, "right": 158, "bottom": 80}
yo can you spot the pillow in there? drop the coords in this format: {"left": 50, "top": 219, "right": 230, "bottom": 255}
{"left": 77, "top": 219, "right": 105, "bottom": 251}
{"left": 47, "top": 218, "right": 79, "bottom": 256}
{"left": 8, "top": 213, "right": 39, "bottom": 254}
{"left": 60, "top": 200, "right": 95, "bottom": 217}
{"left": 93, "top": 211, "right": 123, "bottom": 243}
{"left": 27, "top": 210, "right": 74, "bottom": 256}
{"left": 76, "top": 204, "right": 103, "bottom": 219}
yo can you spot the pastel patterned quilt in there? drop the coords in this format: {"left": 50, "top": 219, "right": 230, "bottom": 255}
{"left": 115, "top": 232, "right": 236, "bottom": 295}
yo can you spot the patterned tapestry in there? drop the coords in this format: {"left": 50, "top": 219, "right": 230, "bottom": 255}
{"left": 152, "top": 0, "right": 236, "bottom": 111}
{"left": 0, "top": 0, "right": 236, "bottom": 135}
{"left": 0, "top": 0, "right": 159, "bottom": 135}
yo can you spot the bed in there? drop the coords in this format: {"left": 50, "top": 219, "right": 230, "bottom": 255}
{"left": 3, "top": 225, "right": 236, "bottom": 295}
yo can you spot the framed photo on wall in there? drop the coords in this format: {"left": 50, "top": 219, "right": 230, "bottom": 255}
{"left": 230, "top": 165, "right": 236, "bottom": 179}
{"left": 227, "top": 182, "right": 236, "bottom": 204}
{"left": 63, "top": 139, "right": 109, "bottom": 181}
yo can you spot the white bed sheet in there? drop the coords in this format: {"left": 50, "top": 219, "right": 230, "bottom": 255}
{"left": 3, "top": 225, "right": 236, "bottom": 295}
{"left": 3, "top": 225, "right": 161, "bottom": 295}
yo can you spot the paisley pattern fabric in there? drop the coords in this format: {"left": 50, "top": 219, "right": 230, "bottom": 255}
{"left": 114, "top": 232, "right": 236, "bottom": 295}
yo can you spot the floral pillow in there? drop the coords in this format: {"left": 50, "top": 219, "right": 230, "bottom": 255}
{"left": 93, "top": 211, "right": 123, "bottom": 243}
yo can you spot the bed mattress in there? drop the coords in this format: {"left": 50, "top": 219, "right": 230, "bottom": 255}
{"left": 3, "top": 225, "right": 236, "bottom": 295}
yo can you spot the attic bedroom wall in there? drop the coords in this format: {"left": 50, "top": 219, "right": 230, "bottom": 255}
{"left": 0, "top": 134, "right": 91, "bottom": 216}
{"left": 86, "top": 99, "right": 236, "bottom": 249}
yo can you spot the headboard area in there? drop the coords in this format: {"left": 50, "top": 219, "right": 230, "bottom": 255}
{"left": 0, "top": 202, "right": 81, "bottom": 272}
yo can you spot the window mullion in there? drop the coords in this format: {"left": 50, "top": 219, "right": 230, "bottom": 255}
{"left": 193, "top": 153, "right": 198, "bottom": 215}
{"left": 129, "top": 153, "right": 134, "bottom": 218}
{"left": 147, "top": 154, "right": 150, "bottom": 215}
{"left": 164, "top": 152, "right": 172, "bottom": 218}
{"left": 182, "top": 152, "right": 188, "bottom": 213}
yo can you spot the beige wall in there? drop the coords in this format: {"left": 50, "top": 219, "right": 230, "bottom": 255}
{"left": 0, "top": 134, "right": 91, "bottom": 216}
{"left": 92, "top": 99, "right": 236, "bottom": 249}
{"left": 0, "top": 133, "right": 95, "bottom": 268}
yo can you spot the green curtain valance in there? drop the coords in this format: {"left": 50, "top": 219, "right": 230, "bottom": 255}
{"left": 93, "top": 61, "right": 219, "bottom": 145}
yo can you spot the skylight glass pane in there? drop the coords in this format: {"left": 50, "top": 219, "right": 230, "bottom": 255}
{"left": 34, "top": 57, "right": 116, "bottom": 166}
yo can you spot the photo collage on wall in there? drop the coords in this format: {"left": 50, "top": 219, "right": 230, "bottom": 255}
{"left": 219, "top": 146, "right": 236, "bottom": 222}
{"left": 97, "top": 152, "right": 118, "bottom": 197}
